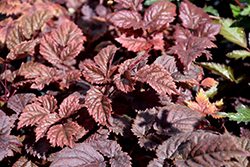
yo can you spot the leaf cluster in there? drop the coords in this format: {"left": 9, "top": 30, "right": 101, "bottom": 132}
{"left": 0, "top": 0, "right": 250, "bottom": 167}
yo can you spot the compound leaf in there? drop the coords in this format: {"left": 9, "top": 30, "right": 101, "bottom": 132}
{"left": 168, "top": 36, "right": 216, "bottom": 69}
{"left": 82, "top": 45, "right": 118, "bottom": 84}
{"left": 47, "top": 121, "right": 81, "bottom": 148}
{"left": 109, "top": 10, "right": 142, "bottom": 30}
{"left": 226, "top": 50, "right": 250, "bottom": 60}
{"left": 136, "top": 63, "right": 178, "bottom": 96}
{"left": 218, "top": 105, "right": 250, "bottom": 124}
{"left": 85, "top": 86, "right": 112, "bottom": 126}
{"left": 185, "top": 88, "right": 223, "bottom": 118}
{"left": 179, "top": 0, "right": 210, "bottom": 30}
{"left": 50, "top": 142, "right": 105, "bottom": 167}
{"left": 143, "top": 1, "right": 176, "bottom": 31}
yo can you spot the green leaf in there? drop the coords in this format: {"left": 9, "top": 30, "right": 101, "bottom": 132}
{"left": 230, "top": 4, "right": 242, "bottom": 18}
{"left": 196, "top": 62, "right": 237, "bottom": 83}
{"left": 144, "top": 0, "right": 172, "bottom": 6}
{"left": 203, "top": 5, "right": 219, "bottom": 16}
{"left": 226, "top": 50, "right": 250, "bottom": 60}
{"left": 216, "top": 18, "right": 247, "bottom": 48}
{"left": 217, "top": 105, "right": 250, "bottom": 124}
{"left": 241, "top": 5, "right": 250, "bottom": 16}
{"left": 204, "top": 84, "right": 218, "bottom": 98}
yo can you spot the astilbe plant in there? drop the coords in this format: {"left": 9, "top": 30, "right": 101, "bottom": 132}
{"left": 0, "top": 0, "right": 250, "bottom": 166}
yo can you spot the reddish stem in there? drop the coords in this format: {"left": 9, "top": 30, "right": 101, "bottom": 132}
{"left": 234, "top": 0, "right": 245, "bottom": 9}
{"left": 4, "top": 63, "right": 8, "bottom": 103}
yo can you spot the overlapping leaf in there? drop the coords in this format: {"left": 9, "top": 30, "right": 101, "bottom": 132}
{"left": 186, "top": 88, "right": 224, "bottom": 118}
{"left": 168, "top": 36, "right": 216, "bottom": 68}
{"left": 154, "top": 54, "right": 178, "bottom": 74}
{"left": 25, "top": 133, "right": 50, "bottom": 160}
{"left": 21, "top": 9, "right": 53, "bottom": 39}
{"left": 82, "top": 45, "right": 118, "bottom": 84}
{"left": 7, "top": 93, "right": 36, "bottom": 114}
{"left": 35, "top": 113, "right": 61, "bottom": 141}
{"left": 60, "top": 70, "right": 82, "bottom": 88}
{"left": 19, "top": 62, "right": 58, "bottom": 90}
{"left": 197, "top": 62, "right": 238, "bottom": 83}
{"left": 87, "top": 129, "right": 132, "bottom": 167}
{"left": 200, "top": 77, "right": 218, "bottom": 87}
{"left": 109, "top": 10, "right": 142, "bottom": 30}
{"left": 143, "top": 1, "right": 176, "bottom": 31}
{"left": 154, "top": 103, "right": 204, "bottom": 134}
{"left": 0, "top": 0, "right": 22, "bottom": 16}
{"left": 179, "top": 0, "right": 210, "bottom": 30}
{"left": 174, "top": 24, "right": 192, "bottom": 40}
{"left": 114, "top": 0, "right": 144, "bottom": 11}
{"left": 12, "top": 156, "right": 38, "bottom": 167}
{"left": 6, "top": 38, "right": 40, "bottom": 60}
{"left": 85, "top": 86, "right": 112, "bottom": 125}
{"left": 116, "top": 34, "right": 152, "bottom": 52}
{"left": 40, "top": 21, "right": 85, "bottom": 65}
{"left": 113, "top": 59, "right": 137, "bottom": 93}
{"left": 175, "top": 133, "right": 250, "bottom": 166}
{"left": 0, "top": 110, "right": 11, "bottom": 161}
{"left": 47, "top": 121, "right": 81, "bottom": 148}
{"left": 58, "top": 94, "right": 83, "bottom": 118}
{"left": 6, "top": 23, "right": 23, "bottom": 50}
{"left": 51, "top": 21, "right": 84, "bottom": 47}
{"left": 107, "top": 115, "right": 131, "bottom": 138}
{"left": 155, "top": 131, "right": 212, "bottom": 160}
{"left": 195, "top": 22, "right": 222, "bottom": 41}
{"left": 39, "top": 34, "right": 60, "bottom": 64}
{"left": 136, "top": 63, "right": 178, "bottom": 96}
{"left": 17, "top": 95, "right": 57, "bottom": 129}
{"left": 0, "top": 17, "right": 14, "bottom": 44}
{"left": 131, "top": 108, "right": 159, "bottom": 150}
{"left": 50, "top": 142, "right": 106, "bottom": 167}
